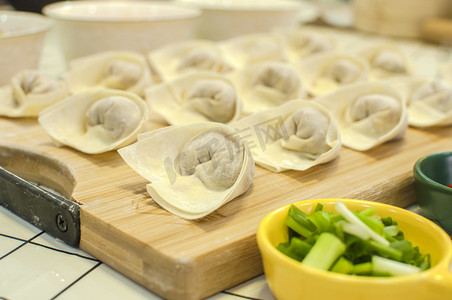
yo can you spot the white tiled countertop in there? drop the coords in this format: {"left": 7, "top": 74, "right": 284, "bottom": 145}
{"left": 1, "top": 18, "right": 452, "bottom": 300}
{"left": 0, "top": 206, "right": 275, "bottom": 299}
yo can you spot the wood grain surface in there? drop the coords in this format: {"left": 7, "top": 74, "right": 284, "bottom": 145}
{"left": 1, "top": 114, "right": 451, "bottom": 299}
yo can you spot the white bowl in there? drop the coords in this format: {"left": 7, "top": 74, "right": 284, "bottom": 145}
{"left": 175, "top": 0, "right": 304, "bottom": 41}
{"left": 43, "top": 1, "right": 201, "bottom": 63}
{"left": 0, "top": 10, "right": 53, "bottom": 86}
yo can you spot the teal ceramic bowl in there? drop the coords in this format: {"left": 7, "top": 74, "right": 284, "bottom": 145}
{"left": 413, "top": 151, "right": 452, "bottom": 234}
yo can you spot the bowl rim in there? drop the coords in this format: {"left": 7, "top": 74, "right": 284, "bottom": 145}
{"left": 42, "top": 0, "right": 201, "bottom": 23}
{"left": 413, "top": 151, "right": 452, "bottom": 193}
{"left": 0, "top": 10, "right": 53, "bottom": 39}
{"left": 175, "top": 0, "right": 304, "bottom": 12}
{"left": 257, "top": 198, "right": 452, "bottom": 283}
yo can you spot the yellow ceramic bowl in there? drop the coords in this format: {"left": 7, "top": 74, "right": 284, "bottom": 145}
{"left": 257, "top": 199, "right": 452, "bottom": 300}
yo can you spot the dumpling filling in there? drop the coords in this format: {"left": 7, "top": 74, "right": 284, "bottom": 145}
{"left": 347, "top": 94, "right": 401, "bottom": 137}
{"left": 85, "top": 96, "right": 142, "bottom": 140}
{"left": 281, "top": 107, "right": 331, "bottom": 158}
{"left": 178, "top": 129, "right": 244, "bottom": 190}
{"left": 101, "top": 60, "right": 143, "bottom": 90}
{"left": 324, "top": 58, "right": 362, "bottom": 84}
{"left": 184, "top": 79, "right": 237, "bottom": 123}
{"left": 176, "top": 48, "right": 229, "bottom": 73}
{"left": 372, "top": 50, "right": 407, "bottom": 74}
{"left": 251, "top": 63, "right": 301, "bottom": 98}
{"left": 410, "top": 80, "right": 452, "bottom": 112}
{"left": 18, "top": 70, "right": 60, "bottom": 95}
{"left": 296, "top": 33, "right": 334, "bottom": 57}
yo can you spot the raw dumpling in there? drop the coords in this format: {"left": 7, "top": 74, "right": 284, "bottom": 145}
{"left": 218, "top": 33, "right": 287, "bottom": 70}
{"left": 118, "top": 122, "right": 255, "bottom": 219}
{"left": 228, "top": 61, "right": 308, "bottom": 114}
{"left": 276, "top": 28, "right": 336, "bottom": 62}
{"left": 231, "top": 99, "right": 340, "bottom": 172}
{"left": 38, "top": 89, "right": 148, "bottom": 154}
{"left": 391, "top": 77, "right": 452, "bottom": 127}
{"left": 145, "top": 71, "right": 241, "bottom": 125}
{"left": 148, "top": 39, "right": 233, "bottom": 81}
{"left": 0, "top": 70, "right": 70, "bottom": 117}
{"left": 296, "top": 51, "right": 369, "bottom": 96}
{"left": 64, "top": 51, "right": 153, "bottom": 97}
{"left": 315, "top": 82, "right": 407, "bottom": 151}
{"left": 358, "top": 44, "right": 412, "bottom": 80}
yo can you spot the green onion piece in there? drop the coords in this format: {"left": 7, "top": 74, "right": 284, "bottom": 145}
{"left": 355, "top": 212, "right": 384, "bottom": 235}
{"left": 372, "top": 255, "right": 421, "bottom": 276}
{"left": 331, "top": 256, "right": 354, "bottom": 274}
{"left": 353, "top": 262, "right": 373, "bottom": 275}
{"left": 286, "top": 205, "right": 316, "bottom": 233}
{"left": 288, "top": 237, "right": 312, "bottom": 260}
{"left": 368, "top": 240, "right": 403, "bottom": 261}
{"left": 307, "top": 211, "right": 334, "bottom": 233}
{"left": 359, "top": 207, "right": 376, "bottom": 217}
{"left": 335, "top": 201, "right": 389, "bottom": 246}
{"left": 285, "top": 215, "right": 313, "bottom": 238}
{"left": 314, "top": 202, "right": 324, "bottom": 212}
{"left": 302, "top": 232, "right": 346, "bottom": 271}
{"left": 383, "top": 225, "right": 399, "bottom": 237}
{"left": 277, "top": 237, "right": 313, "bottom": 261}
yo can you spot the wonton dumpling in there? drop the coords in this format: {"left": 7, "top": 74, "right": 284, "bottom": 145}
{"left": 296, "top": 51, "right": 369, "bottom": 97}
{"left": 38, "top": 89, "right": 148, "bottom": 154}
{"left": 218, "top": 33, "right": 287, "bottom": 70}
{"left": 314, "top": 82, "right": 407, "bottom": 151}
{"left": 231, "top": 99, "right": 340, "bottom": 172}
{"left": 358, "top": 44, "right": 412, "bottom": 80}
{"left": 391, "top": 77, "right": 452, "bottom": 127}
{"left": 65, "top": 51, "right": 153, "bottom": 97}
{"left": 148, "top": 39, "right": 233, "bottom": 81}
{"left": 0, "top": 70, "right": 70, "bottom": 117}
{"left": 145, "top": 71, "right": 241, "bottom": 125}
{"left": 276, "top": 28, "right": 336, "bottom": 62}
{"left": 228, "top": 61, "right": 308, "bottom": 114}
{"left": 118, "top": 122, "right": 255, "bottom": 219}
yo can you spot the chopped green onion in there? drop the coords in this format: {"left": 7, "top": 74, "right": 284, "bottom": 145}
{"left": 302, "top": 232, "right": 346, "bottom": 271}
{"left": 331, "top": 257, "right": 354, "bottom": 274}
{"left": 372, "top": 255, "right": 421, "bottom": 276}
{"left": 335, "top": 201, "right": 389, "bottom": 246}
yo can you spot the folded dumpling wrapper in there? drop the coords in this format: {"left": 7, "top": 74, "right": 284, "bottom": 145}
{"left": 275, "top": 28, "right": 337, "bottom": 62}
{"left": 358, "top": 43, "right": 413, "bottom": 80}
{"left": 38, "top": 89, "right": 148, "bottom": 154}
{"left": 438, "top": 61, "right": 452, "bottom": 85}
{"left": 295, "top": 51, "right": 369, "bottom": 97}
{"left": 118, "top": 122, "right": 255, "bottom": 219}
{"left": 230, "top": 99, "right": 341, "bottom": 173}
{"left": 145, "top": 71, "right": 241, "bottom": 125}
{"left": 218, "top": 33, "right": 287, "bottom": 70}
{"left": 228, "top": 61, "right": 309, "bottom": 114}
{"left": 147, "top": 39, "right": 233, "bottom": 81}
{"left": 314, "top": 82, "right": 408, "bottom": 151}
{"left": 390, "top": 77, "right": 452, "bottom": 127}
{"left": 0, "top": 70, "right": 70, "bottom": 117}
{"left": 65, "top": 51, "right": 153, "bottom": 97}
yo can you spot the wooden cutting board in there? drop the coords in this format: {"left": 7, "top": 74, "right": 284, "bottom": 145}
{"left": 1, "top": 114, "right": 451, "bottom": 299}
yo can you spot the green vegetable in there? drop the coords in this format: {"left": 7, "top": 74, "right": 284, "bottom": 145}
{"left": 285, "top": 205, "right": 315, "bottom": 238}
{"left": 353, "top": 262, "right": 373, "bottom": 275}
{"left": 276, "top": 237, "right": 312, "bottom": 261}
{"left": 331, "top": 256, "right": 354, "bottom": 274}
{"left": 372, "top": 255, "right": 421, "bottom": 276}
{"left": 276, "top": 200, "right": 431, "bottom": 277}
{"left": 302, "top": 232, "right": 346, "bottom": 271}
